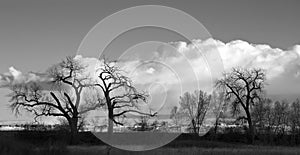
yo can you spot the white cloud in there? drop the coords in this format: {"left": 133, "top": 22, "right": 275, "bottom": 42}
{"left": 166, "top": 38, "right": 300, "bottom": 95}
{"left": 146, "top": 67, "right": 155, "bottom": 74}
{"left": 74, "top": 38, "right": 300, "bottom": 102}
{"left": 0, "top": 67, "right": 52, "bottom": 88}
{"left": 171, "top": 38, "right": 300, "bottom": 79}
{"left": 1, "top": 38, "right": 300, "bottom": 112}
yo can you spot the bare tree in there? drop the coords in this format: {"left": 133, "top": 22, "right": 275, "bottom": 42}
{"left": 8, "top": 56, "right": 102, "bottom": 143}
{"left": 170, "top": 106, "right": 181, "bottom": 126}
{"left": 178, "top": 90, "right": 211, "bottom": 135}
{"left": 289, "top": 99, "right": 300, "bottom": 143}
{"left": 211, "top": 90, "right": 226, "bottom": 136}
{"left": 252, "top": 98, "right": 272, "bottom": 131}
{"left": 95, "top": 60, "right": 156, "bottom": 133}
{"left": 273, "top": 100, "right": 289, "bottom": 135}
{"left": 215, "top": 67, "right": 266, "bottom": 143}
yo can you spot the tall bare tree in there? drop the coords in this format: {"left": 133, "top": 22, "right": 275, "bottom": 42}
{"left": 8, "top": 56, "right": 102, "bottom": 143}
{"left": 211, "top": 90, "right": 226, "bottom": 136}
{"left": 178, "top": 90, "right": 211, "bottom": 135}
{"left": 95, "top": 60, "right": 156, "bottom": 133}
{"left": 215, "top": 67, "right": 266, "bottom": 143}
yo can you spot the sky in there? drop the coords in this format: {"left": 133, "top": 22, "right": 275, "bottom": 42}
{"left": 0, "top": 0, "right": 299, "bottom": 123}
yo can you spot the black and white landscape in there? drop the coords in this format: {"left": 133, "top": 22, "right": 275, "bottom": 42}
{"left": 0, "top": 0, "right": 300, "bottom": 155}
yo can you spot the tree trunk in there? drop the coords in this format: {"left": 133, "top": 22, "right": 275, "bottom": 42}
{"left": 191, "top": 119, "right": 198, "bottom": 135}
{"left": 213, "top": 117, "right": 220, "bottom": 139}
{"left": 108, "top": 109, "right": 114, "bottom": 134}
{"left": 245, "top": 110, "right": 254, "bottom": 144}
{"left": 69, "top": 117, "right": 79, "bottom": 145}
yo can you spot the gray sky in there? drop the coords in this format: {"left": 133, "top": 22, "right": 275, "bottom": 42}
{"left": 0, "top": 0, "right": 299, "bottom": 73}
{"left": 0, "top": 0, "right": 299, "bottom": 122}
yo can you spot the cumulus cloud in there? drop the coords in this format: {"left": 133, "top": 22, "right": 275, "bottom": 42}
{"left": 168, "top": 38, "right": 300, "bottom": 78}
{"left": 112, "top": 38, "right": 300, "bottom": 110}
{"left": 0, "top": 67, "right": 52, "bottom": 88}
{"left": 167, "top": 38, "right": 300, "bottom": 94}
{"left": 1, "top": 38, "right": 300, "bottom": 114}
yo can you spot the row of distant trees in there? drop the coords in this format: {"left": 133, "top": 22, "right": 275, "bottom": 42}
{"left": 5, "top": 55, "right": 299, "bottom": 145}
{"left": 252, "top": 98, "right": 300, "bottom": 140}
{"left": 4, "top": 56, "right": 267, "bottom": 144}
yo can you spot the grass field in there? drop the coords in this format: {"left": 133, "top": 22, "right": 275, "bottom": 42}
{"left": 1, "top": 131, "right": 300, "bottom": 155}
{"left": 67, "top": 145, "right": 300, "bottom": 155}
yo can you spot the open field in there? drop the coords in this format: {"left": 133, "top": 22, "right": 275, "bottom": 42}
{"left": 68, "top": 146, "right": 300, "bottom": 155}
{"left": 1, "top": 131, "right": 300, "bottom": 155}
{"left": 4, "top": 139, "right": 300, "bottom": 155}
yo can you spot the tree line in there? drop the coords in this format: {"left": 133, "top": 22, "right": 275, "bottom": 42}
{"left": 4, "top": 56, "right": 299, "bottom": 145}
{"left": 172, "top": 67, "right": 300, "bottom": 145}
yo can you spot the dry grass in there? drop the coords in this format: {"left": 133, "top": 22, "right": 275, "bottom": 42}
{"left": 2, "top": 131, "right": 300, "bottom": 155}
{"left": 68, "top": 145, "right": 300, "bottom": 155}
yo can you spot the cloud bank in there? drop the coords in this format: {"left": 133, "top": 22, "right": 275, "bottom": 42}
{"left": 0, "top": 67, "right": 52, "bottom": 88}
{"left": 170, "top": 38, "right": 300, "bottom": 94}
{"left": 1, "top": 38, "right": 300, "bottom": 114}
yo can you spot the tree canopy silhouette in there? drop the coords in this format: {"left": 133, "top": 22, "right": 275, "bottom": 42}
{"left": 215, "top": 67, "right": 266, "bottom": 144}
{"left": 8, "top": 56, "right": 103, "bottom": 143}
{"left": 95, "top": 59, "right": 157, "bottom": 133}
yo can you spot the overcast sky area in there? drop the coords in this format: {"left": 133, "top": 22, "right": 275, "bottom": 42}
{"left": 0, "top": 0, "right": 299, "bottom": 123}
